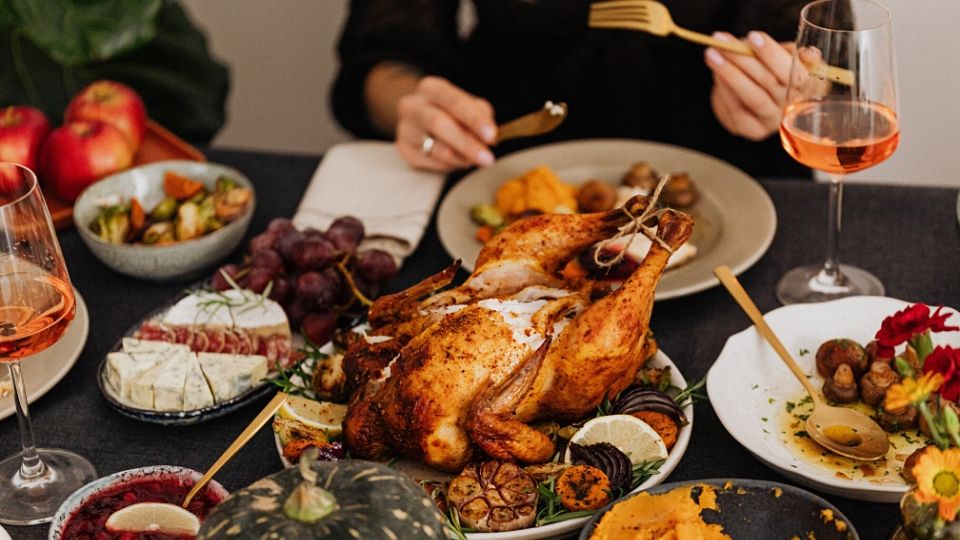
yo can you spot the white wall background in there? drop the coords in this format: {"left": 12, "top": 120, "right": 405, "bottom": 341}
{"left": 182, "top": 0, "right": 960, "bottom": 187}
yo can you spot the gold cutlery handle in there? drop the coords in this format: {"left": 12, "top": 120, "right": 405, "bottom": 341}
{"left": 674, "top": 27, "right": 752, "bottom": 55}
{"left": 182, "top": 392, "right": 288, "bottom": 508}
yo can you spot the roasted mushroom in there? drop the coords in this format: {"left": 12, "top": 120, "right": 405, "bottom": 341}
{"left": 816, "top": 339, "right": 868, "bottom": 378}
{"left": 864, "top": 340, "right": 893, "bottom": 366}
{"left": 823, "top": 364, "right": 859, "bottom": 403}
{"left": 860, "top": 361, "right": 900, "bottom": 406}
{"left": 877, "top": 404, "right": 918, "bottom": 432}
{"left": 447, "top": 461, "right": 538, "bottom": 533}
{"left": 621, "top": 161, "right": 659, "bottom": 190}
{"left": 663, "top": 173, "right": 699, "bottom": 208}
{"left": 576, "top": 180, "right": 618, "bottom": 213}
{"left": 902, "top": 444, "right": 935, "bottom": 483}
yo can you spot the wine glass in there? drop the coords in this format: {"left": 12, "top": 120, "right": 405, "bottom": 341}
{"left": 0, "top": 163, "right": 96, "bottom": 525}
{"left": 777, "top": 0, "right": 899, "bottom": 305}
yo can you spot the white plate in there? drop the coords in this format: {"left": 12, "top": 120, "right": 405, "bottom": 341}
{"left": 0, "top": 290, "right": 89, "bottom": 421}
{"left": 708, "top": 296, "right": 960, "bottom": 503}
{"left": 436, "top": 139, "right": 777, "bottom": 300}
{"left": 275, "top": 346, "right": 693, "bottom": 540}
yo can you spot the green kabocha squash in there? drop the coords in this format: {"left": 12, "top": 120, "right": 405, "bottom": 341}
{"left": 197, "top": 451, "right": 447, "bottom": 539}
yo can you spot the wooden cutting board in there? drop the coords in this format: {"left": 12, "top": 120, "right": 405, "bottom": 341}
{"left": 46, "top": 119, "right": 205, "bottom": 229}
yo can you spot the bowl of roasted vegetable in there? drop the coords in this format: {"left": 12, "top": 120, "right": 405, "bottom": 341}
{"left": 74, "top": 160, "right": 255, "bottom": 281}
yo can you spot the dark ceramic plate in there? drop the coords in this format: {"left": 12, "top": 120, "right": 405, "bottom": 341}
{"left": 578, "top": 478, "right": 859, "bottom": 540}
{"left": 96, "top": 288, "right": 278, "bottom": 426}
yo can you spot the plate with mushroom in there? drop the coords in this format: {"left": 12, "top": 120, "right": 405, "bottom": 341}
{"left": 708, "top": 296, "right": 960, "bottom": 502}
{"left": 436, "top": 138, "right": 776, "bottom": 300}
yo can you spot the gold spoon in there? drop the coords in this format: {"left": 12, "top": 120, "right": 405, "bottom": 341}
{"left": 713, "top": 266, "right": 889, "bottom": 461}
{"left": 106, "top": 393, "right": 288, "bottom": 534}
{"left": 495, "top": 101, "right": 568, "bottom": 145}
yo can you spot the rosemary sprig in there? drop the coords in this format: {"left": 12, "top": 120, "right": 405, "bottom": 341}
{"left": 446, "top": 508, "right": 472, "bottom": 540}
{"left": 629, "top": 459, "right": 665, "bottom": 491}
{"left": 672, "top": 377, "right": 707, "bottom": 408}
{"left": 266, "top": 352, "right": 321, "bottom": 397}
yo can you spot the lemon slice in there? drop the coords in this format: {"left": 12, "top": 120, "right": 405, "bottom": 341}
{"left": 565, "top": 414, "right": 668, "bottom": 465}
{"left": 105, "top": 502, "right": 200, "bottom": 535}
{"left": 277, "top": 395, "right": 348, "bottom": 437}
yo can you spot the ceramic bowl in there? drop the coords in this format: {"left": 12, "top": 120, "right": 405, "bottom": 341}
{"left": 73, "top": 160, "right": 255, "bottom": 282}
{"left": 48, "top": 465, "right": 228, "bottom": 539}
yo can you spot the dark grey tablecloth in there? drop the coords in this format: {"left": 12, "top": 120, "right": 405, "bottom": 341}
{"left": 5, "top": 148, "right": 959, "bottom": 539}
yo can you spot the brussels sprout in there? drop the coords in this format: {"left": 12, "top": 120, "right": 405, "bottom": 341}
{"left": 151, "top": 196, "right": 178, "bottom": 221}
{"left": 215, "top": 175, "right": 238, "bottom": 193}
{"left": 93, "top": 204, "right": 130, "bottom": 245}
{"left": 470, "top": 204, "right": 504, "bottom": 228}
{"left": 214, "top": 187, "right": 253, "bottom": 222}
{"left": 142, "top": 222, "right": 175, "bottom": 244}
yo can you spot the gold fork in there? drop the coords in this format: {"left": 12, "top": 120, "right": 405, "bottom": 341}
{"left": 589, "top": 0, "right": 854, "bottom": 86}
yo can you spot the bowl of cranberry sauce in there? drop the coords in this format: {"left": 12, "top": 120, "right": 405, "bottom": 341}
{"left": 49, "top": 466, "right": 228, "bottom": 540}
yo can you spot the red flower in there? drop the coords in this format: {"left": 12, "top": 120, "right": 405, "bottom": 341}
{"left": 875, "top": 304, "right": 959, "bottom": 358}
{"left": 923, "top": 346, "right": 960, "bottom": 402}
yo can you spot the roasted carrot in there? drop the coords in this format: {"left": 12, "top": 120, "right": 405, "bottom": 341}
{"left": 129, "top": 197, "right": 146, "bottom": 231}
{"left": 163, "top": 170, "right": 205, "bottom": 200}
{"left": 556, "top": 465, "right": 611, "bottom": 511}
{"left": 475, "top": 225, "right": 495, "bottom": 243}
{"left": 632, "top": 410, "right": 679, "bottom": 450}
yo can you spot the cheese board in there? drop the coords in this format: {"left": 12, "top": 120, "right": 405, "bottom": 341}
{"left": 97, "top": 286, "right": 292, "bottom": 426}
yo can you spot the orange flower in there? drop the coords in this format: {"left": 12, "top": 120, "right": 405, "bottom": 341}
{"left": 884, "top": 372, "right": 944, "bottom": 412}
{"left": 913, "top": 447, "right": 960, "bottom": 521}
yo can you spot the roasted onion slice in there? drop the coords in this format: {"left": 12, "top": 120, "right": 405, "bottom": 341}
{"left": 568, "top": 442, "right": 632, "bottom": 493}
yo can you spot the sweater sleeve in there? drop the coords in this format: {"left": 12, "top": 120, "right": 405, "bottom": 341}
{"left": 331, "top": 0, "right": 463, "bottom": 138}
{"left": 729, "top": 0, "right": 810, "bottom": 42}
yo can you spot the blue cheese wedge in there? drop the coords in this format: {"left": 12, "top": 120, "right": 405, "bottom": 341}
{"left": 106, "top": 338, "right": 190, "bottom": 402}
{"left": 182, "top": 353, "right": 215, "bottom": 410}
{"left": 152, "top": 350, "right": 190, "bottom": 411}
{"left": 105, "top": 351, "right": 166, "bottom": 403}
{"left": 198, "top": 353, "right": 268, "bottom": 402}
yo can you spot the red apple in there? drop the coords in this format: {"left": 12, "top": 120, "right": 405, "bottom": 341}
{"left": 40, "top": 121, "right": 134, "bottom": 203}
{"left": 65, "top": 80, "right": 147, "bottom": 152}
{"left": 0, "top": 106, "right": 51, "bottom": 172}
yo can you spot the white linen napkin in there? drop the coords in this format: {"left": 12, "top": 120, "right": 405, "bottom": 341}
{"left": 292, "top": 141, "right": 445, "bottom": 266}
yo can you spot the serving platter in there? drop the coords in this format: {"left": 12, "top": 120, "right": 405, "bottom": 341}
{"left": 96, "top": 288, "right": 280, "bottom": 426}
{"left": 0, "top": 290, "right": 89, "bottom": 422}
{"left": 436, "top": 139, "right": 776, "bottom": 300}
{"left": 708, "top": 296, "right": 960, "bottom": 503}
{"left": 274, "top": 341, "right": 694, "bottom": 540}
{"left": 578, "top": 478, "right": 859, "bottom": 540}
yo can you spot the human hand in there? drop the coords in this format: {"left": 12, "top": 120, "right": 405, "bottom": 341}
{"left": 705, "top": 31, "right": 794, "bottom": 141}
{"left": 395, "top": 76, "right": 497, "bottom": 172}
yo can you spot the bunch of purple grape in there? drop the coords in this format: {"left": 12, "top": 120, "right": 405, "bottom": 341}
{"left": 211, "top": 216, "right": 398, "bottom": 345}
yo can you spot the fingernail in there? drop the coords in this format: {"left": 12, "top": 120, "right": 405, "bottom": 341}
{"left": 705, "top": 48, "right": 725, "bottom": 66}
{"left": 477, "top": 149, "right": 495, "bottom": 166}
{"left": 748, "top": 31, "right": 764, "bottom": 48}
{"left": 480, "top": 125, "right": 496, "bottom": 143}
{"left": 712, "top": 31, "right": 732, "bottom": 42}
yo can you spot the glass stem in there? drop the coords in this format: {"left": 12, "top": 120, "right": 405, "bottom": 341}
{"left": 8, "top": 362, "right": 44, "bottom": 480}
{"left": 820, "top": 174, "right": 845, "bottom": 286}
